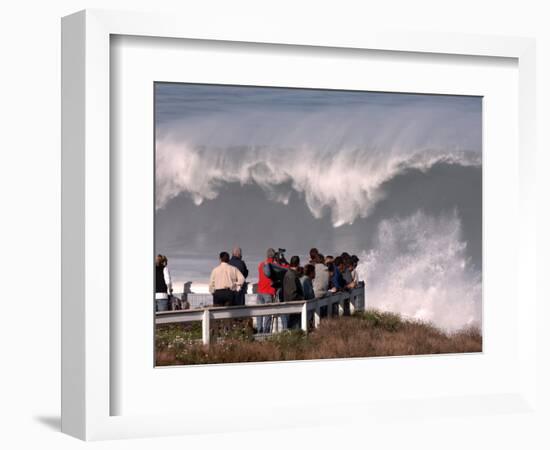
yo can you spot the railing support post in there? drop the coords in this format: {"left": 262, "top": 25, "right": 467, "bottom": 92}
{"left": 301, "top": 303, "right": 308, "bottom": 333}
{"left": 314, "top": 303, "right": 321, "bottom": 328}
{"left": 350, "top": 296, "right": 356, "bottom": 315}
{"left": 202, "top": 309, "right": 211, "bottom": 345}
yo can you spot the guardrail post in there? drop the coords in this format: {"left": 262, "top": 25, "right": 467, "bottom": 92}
{"left": 338, "top": 296, "right": 344, "bottom": 317}
{"left": 314, "top": 303, "right": 321, "bottom": 328}
{"left": 326, "top": 298, "right": 332, "bottom": 318}
{"left": 353, "top": 285, "right": 365, "bottom": 311}
{"left": 202, "top": 309, "right": 211, "bottom": 345}
{"left": 301, "top": 302, "right": 308, "bottom": 333}
{"left": 343, "top": 293, "right": 350, "bottom": 316}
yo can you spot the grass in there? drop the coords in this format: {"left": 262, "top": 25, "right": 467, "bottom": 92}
{"left": 155, "top": 309, "right": 482, "bottom": 366}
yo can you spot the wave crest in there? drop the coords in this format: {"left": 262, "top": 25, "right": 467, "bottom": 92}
{"left": 156, "top": 140, "right": 480, "bottom": 227}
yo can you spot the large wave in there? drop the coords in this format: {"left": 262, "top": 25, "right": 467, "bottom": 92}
{"left": 156, "top": 140, "right": 480, "bottom": 227}
{"left": 156, "top": 100, "right": 481, "bottom": 226}
{"left": 356, "top": 211, "right": 482, "bottom": 331}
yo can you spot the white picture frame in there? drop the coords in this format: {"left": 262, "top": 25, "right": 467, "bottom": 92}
{"left": 61, "top": 9, "right": 538, "bottom": 441}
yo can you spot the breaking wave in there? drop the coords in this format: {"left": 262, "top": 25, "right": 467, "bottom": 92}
{"left": 356, "top": 211, "right": 482, "bottom": 331}
{"left": 156, "top": 139, "right": 480, "bottom": 227}
{"left": 156, "top": 99, "right": 481, "bottom": 227}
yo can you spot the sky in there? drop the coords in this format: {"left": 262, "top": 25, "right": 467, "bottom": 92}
{"left": 155, "top": 83, "right": 481, "bottom": 124}
{"left": 155, "top": 83, "right": 481, "bottom": 157}
{"left": 154, "top": 82, "right": 482, "bottom": 330}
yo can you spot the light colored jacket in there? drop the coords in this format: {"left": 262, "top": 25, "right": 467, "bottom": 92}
{"left": 313, "top": 263, "right": 329, "bottom": 298}
{"left": 209, "top": 262, "right": 245, "bottom": 293}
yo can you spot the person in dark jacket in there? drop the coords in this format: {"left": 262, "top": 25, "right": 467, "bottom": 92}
{"left": 300, "top": 264, "right": 316, "bottom": 300}
{"left": 283, "top": 256, "right": 304, "bottom": 329}
{"left": 155, "top": 254, "right": 172, "bottom": 312}
{"left": 330, "top": 256, "right": 347, "bottom": 292}
{"left": 229, "top": 246, "right": 248, "bottom": 305}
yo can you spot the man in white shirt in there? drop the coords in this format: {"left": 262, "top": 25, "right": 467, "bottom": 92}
{"left": 209, "top": 251, "right": 245, "bottom": 306}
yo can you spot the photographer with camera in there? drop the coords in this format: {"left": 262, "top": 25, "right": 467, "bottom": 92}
{"left": 256, "top": 248, "right": 276, "bottom": 333}
{"left": 261, "top": 248, "right": 289, "bottom": 331}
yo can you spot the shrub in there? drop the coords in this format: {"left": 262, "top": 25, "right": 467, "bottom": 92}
{"left": 360, "top": 309, "right": 404, "bottom": 332}
{"left": 155, "top": 309, "right": 482, "bottom": 365}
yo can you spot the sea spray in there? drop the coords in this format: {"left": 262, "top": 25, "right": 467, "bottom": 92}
{"left": 356, "top": 210, "right": 482, "bottom": 331}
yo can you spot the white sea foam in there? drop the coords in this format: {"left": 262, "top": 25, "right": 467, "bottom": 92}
{"left": 356, "top": 211, "right": 482, "bottom": 331}
{"left": 156, "top": 139, "right": 480, "bottom": 226}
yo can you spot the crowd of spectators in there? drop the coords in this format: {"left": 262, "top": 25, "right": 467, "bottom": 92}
{"left": 155, "top": 246, "right": 361, "bottom": 331}
{"left": 257, "top": 247, "right": 360, "bottom": 332}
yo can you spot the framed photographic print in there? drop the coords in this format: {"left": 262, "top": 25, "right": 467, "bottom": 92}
{"left": 61, "top": 9, "right": 538, "bottom": 441}
{"left": 153, "top": 82, "right": 483, "bottom": 366}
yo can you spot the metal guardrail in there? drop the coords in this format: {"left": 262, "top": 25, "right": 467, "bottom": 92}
{"left": 156, "top": 286, "right": 365, "bottom": 344}
{"left": 184, "top": 293, "right": 261, "bottom": 309}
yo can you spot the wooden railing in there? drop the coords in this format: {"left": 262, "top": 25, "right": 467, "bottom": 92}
{"left": 156, "top": 285, "right": 365, "bottom": 344}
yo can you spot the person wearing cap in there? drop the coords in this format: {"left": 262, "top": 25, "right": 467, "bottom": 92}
{"left": 256, "top": 248, "right": 276, "bottom": 333}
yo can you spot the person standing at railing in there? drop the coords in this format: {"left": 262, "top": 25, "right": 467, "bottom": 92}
{"left": 300, "top": 264, "right": 316, "bottom": 326}
{"left": 262, "top": 249, "right": 290, "bottom": 332}
{"left": 313, "top": 254, "right": 329, "bottom": 298}
{"left": 348, "top": 255, "right": 360, "bottom": 289}
{"left": 300, "top": 264, "right": 315, "bottom": 300}
{"left": 209, "top": 251, "right": 245, "bottom": 306}
{"left": 155, "top": 254, "right": 173, "bottom": 312}
{"left": 256, "top": 248, "right": 277, "bottom": 333}
{"left": 328, "top": 256, "right": 347, "bottom": 293}
{"left": 283, "top": 256, "right": 305, "bottom": 329}
{"left": 309, "top": 247, "right": 319, "bottom": 264}
{"left": 229, "top": 246, "right": 249, "bottom": 306}
{"left": 340, "top": 253, "right": 353, "bottom": 287}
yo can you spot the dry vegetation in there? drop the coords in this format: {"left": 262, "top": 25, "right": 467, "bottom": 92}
{"left": 155, "top": 309, "right": 482, "bottom": 366}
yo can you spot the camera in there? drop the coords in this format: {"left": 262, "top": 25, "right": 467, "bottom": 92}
{"left": 273, "top": 248, "right": 287, "bottom": 265}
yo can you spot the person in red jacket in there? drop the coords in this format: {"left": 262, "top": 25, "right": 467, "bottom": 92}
{"left": 257, "top": 248, "right": 276, "bottom": 333}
